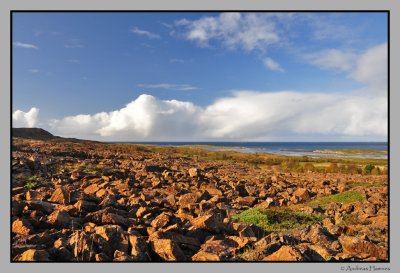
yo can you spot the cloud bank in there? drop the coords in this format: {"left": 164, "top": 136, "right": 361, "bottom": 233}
{"left": 34, "top": 87, "right": 385, "bottom": 142}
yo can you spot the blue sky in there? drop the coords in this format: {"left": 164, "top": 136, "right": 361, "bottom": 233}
{"left": 12, "top": 12, "right": 388, "bottom": 141}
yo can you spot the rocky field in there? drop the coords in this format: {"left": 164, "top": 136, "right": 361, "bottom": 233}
{"left": 11, "top": 137, "right": 388, "bottom": 262}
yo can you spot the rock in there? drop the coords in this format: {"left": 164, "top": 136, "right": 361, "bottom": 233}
{"left": 95, "top": 253, "right": 111, "bottom": 261}
{"left": 306, "top": 225, "right": 336, "bottom": 249}
{"left": 52, "top": 246, "right": 74, "bottom": 261}
{"left": 49, "top": 187, "right": 70, "bottom": 204}
{"left": 293, "top": 188, "right": 311, "bottom": 202}
{"left": 12, "top": 218, "right": 33, "bottom": 235}
{"left": 113, "top": 250, "right": 134, "bottom": 261}
{"left": 136, "top": 206, "right": 151, "bottom": 218}
{"left": 74, "top": 200, "right": 98, "bottom": 212}
{"left": 151, "top": 239, "right": 186, "bottom": 261}
{"left": 129, "top": 235, "right": 151, "bottom": 261}
{"left": 338, "top": 235, "right": 387, "bottom": 260}
{"left": 191, "top": 251, "right": 220, "bottom": 261}
{"left": 26, "top": 201, "right": 55, "bottom": 214}
{"left": 235, "top": 185, "right": 248, "bottom": 197}
{"left": 263, "top": 245, "right": 305, "bottom": 261}
{"left": 94, "top": 225, "right": 129, "bottom": 253}
{"left": 101, "top": 213, "right": 130, "bottom": 227}
{"left": 192, "top": 237, "right": 237, "bottom": 261}
{"left": 83, "top": 184, "right": 100, "bottom": 195}
{"left": 47, "top": 210, "right": 71, "bottom": 228}
{"left": 190, "top": 213, "right": 225, "bottom": 233}
{"left": 188, "top": 168, "right": 200, "bottom": 178}
{"left": 151, "top": 212, "right": 172, "bottom": 229}
{"left": 149, "top": 230, "right": 200, "bottom": 252}
{"left": 235, "top": 196, "right": 257, "bottom": 207}
{"left": 308, "top": 244, "right": 336, "bottom": 260}
{"left": 14, "top": 249, "right": 50, "bottom": 261}
{"left": 26, "top": 190, "right": 46, "bottom": 201}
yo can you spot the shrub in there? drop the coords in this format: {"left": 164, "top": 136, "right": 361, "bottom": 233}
{"left": 363, "top": 164, "right": 375, "bottom": 174}
{"left": 24, "top": 176, "right": 42, "bottom": 190}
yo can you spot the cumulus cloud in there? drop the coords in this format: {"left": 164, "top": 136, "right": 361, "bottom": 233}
{"left": 45, "top": 89, "right": 386, "bottom": 142}
{"left": 176, "top": 12, "right": 279, "bottom": 52}
{"left": 263, "top": 57, "right": 285, "bottom": 72}
{"left": 49, "top": 94, "right": 201, "bottom": 141}
{"left": 137, "top": 83, "right": 199, "bottom": 91}
{"left": 130, "top": 27, "right": 160, "bottom": 39}
{"left": 13, "top": 107, "right": 40, "bottom": 128}
{"left": 13, "top": 42, "right": 39, "bottom": 49}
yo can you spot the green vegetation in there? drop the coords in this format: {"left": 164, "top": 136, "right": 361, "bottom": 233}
{"left": 307, "top": 191, "right": 365, "bottom": 209}
{"left": 233, "top": 207, "right": 322, "bottom": 233}
{"left": 79, "top": 164, "right": 104, "bottom": 176}
{"left": 23, "top": 176, "right": 43, "bottom": 190}
{"left": 347, "top": 181, "right": 385, "bottom": 188}
{"left": 314, "top": 149, "right": 387, "bottom": 155}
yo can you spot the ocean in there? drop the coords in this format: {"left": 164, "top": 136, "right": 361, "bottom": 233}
{"left": 116, "top": 142, "right": 388, "bottom": 159}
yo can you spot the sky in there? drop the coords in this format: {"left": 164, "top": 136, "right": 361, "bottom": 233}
{"left": 12, "top": 12, "right": 388, "bottom": 141}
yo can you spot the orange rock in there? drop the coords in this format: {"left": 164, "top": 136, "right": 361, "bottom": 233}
{"left": 263, "top": 245, "right": 305, "bottom": 261}
{"left": 12, "top": 218, "right": 33, "bottom": 235}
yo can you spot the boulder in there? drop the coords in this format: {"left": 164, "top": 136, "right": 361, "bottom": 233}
{"left": 190, "top": 213, "right": 225, "bottom": 233}
{"left": 129, "top": 235, "right": 151, "bottom": 261}
{"left": 14, "top": 249, "right": 50, "bottom": 261}
{"left": 338, "top": 235, "right": 387, "bottom": 260}
{"left": 263, "top": 245, "right": 305, "bottom": 261}
{"left": 151, "top": 239, "right": 186, "bottom": 261}
{"left": 151, "top": 212, "right": 172, "bottom": 229}
{"left": 188, "top": 168, "right": 200, "bottom": 178}
{"left": 101, "top": 213, "right": 131, "bottom": 227}
{"left": 83, "top": 184, "right": 100, "bottom": 195}
{"left": 47, "top": 210, "right": 71, "bottom": 228}
{"left": 12, "top": 218, "right": 33, "bottom": 235}
{"left": 293, "top": 188, "right": 311, "bottom": 202}
{"left": 235, "top": 196, "right": 257, "bottom": 207}
{"left": 49, "top": 187, "right": 70, "bottom": 204}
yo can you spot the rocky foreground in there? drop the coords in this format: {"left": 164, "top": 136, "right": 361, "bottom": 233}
{"left": 11, "top": 137, "right": 388, "bottom": 262}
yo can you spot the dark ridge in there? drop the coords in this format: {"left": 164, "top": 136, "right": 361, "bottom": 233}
{"left": 12, "top": 128, "right": 55, "bottom": 140}
{"left": 12, "top": 127, "right": 101, "bottom": 143}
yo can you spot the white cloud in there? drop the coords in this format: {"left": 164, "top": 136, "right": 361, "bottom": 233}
{"left": 13, "top": 42, "right": 39, "bottom": 49}
{"left": 13, "top": 107, "right": 40, "bottom": 128}
{"left": 45, "top": 88, "right": 386, "bottom": 141}
{"left": 263, "top": 57, "right": 285, "bottom": 72}
{"left": 137, "top": 83, "right": 199, "bottom": 91}
{"left": 130, "top": 27, "right": 160, "bottom": 39}
{"left": 48, "top": 94, "right": 201, "bottom": 140}
{"left": 28, "top": 69, "right": 40, "bottom": 73}
{"left": 176, "top": 12, "right": 279, "bottom": 52}
{"left": 305, "top": 49, "right": 357, "bottom": 72}
{"left": 351, "top": 43, "right": 387, "bottom": 90}
{"left": 305, "top": 43, "right": 387, "bottom": 91}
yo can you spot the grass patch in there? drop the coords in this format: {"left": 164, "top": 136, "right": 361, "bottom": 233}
{"left": 347, "top": 182, "right": 386, "bottom": 189}
{"left": 307, "top": 191, "right": 365, "bottom": 209}
{"left": 23, "top": 176, "right": 43, "bottom": 190}
{"left": 233, "top": 207, "right": 322, "bottom": 233}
